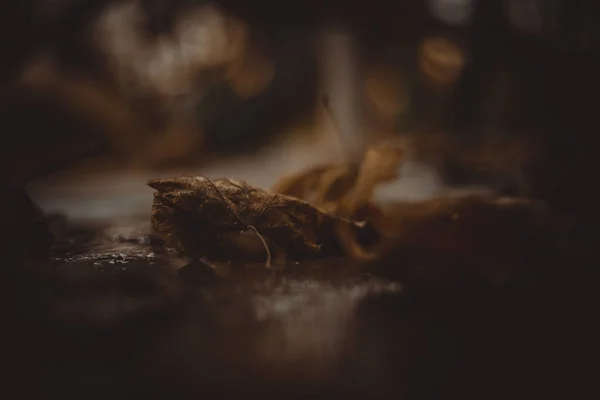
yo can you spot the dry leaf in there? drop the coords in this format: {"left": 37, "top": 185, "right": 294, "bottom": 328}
{"left": 271, "top": 164, "right": 356, "bottom": 213}
{"left": 336, "top": 141, "right": 405, "bottom": 216}
{"left": 271, "top": 140, "right": 405, "bottom": 262}
{"left": 332, "top": 141, "right": 405, "bottom": 261}
{"left": 148, "top": 176, "right": 375, "bottom": 265}
{"left": 272, "top": 141, "right": 405, "bottom": 215}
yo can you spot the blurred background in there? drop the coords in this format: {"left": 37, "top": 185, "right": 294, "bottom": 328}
{"left": 2, "top": 0, "right": 599, "bottom": 224}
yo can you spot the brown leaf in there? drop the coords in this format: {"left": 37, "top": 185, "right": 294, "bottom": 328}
{"left": 148, "top": 176, "right": 373, "bottom": 265}
{"left": 336, "top": 142, "right": 404, "bottom": 214}
{"left": 271, "top": 164, "right": 356, "bottom": 213}
{"left": 272, "top": 141, "right": 405, "bottom": 217}
{"left": 332, "top": 141, "right": 405, "bottom": 261}
{"left": 270, "top": 140, "right": 405, "bottom": 262}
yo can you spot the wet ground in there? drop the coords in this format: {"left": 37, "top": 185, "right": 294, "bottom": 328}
{"left": 1, "top": 204, "right": 583, "bottom": 398}
{"left": 4, "top": 204, "right": 590, "bottom": 399}
{"left": 4, "top": 215, "right": 560, "bottom": 399}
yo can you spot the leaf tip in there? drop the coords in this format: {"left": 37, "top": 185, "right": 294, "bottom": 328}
{"left": 147, "top": 178, "right": 175, "bottom": 192}
{"left": 147, "top": 176, "right": 199, "bottom": 192}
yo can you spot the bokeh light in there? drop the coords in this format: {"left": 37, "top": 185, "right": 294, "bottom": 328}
{"left": 418, "top": 36, "right": 466, "bottom": 86}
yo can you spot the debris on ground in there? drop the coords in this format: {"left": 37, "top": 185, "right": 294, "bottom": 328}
{"left": 149, "top": 139, "right": 555, "bottom": 286}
